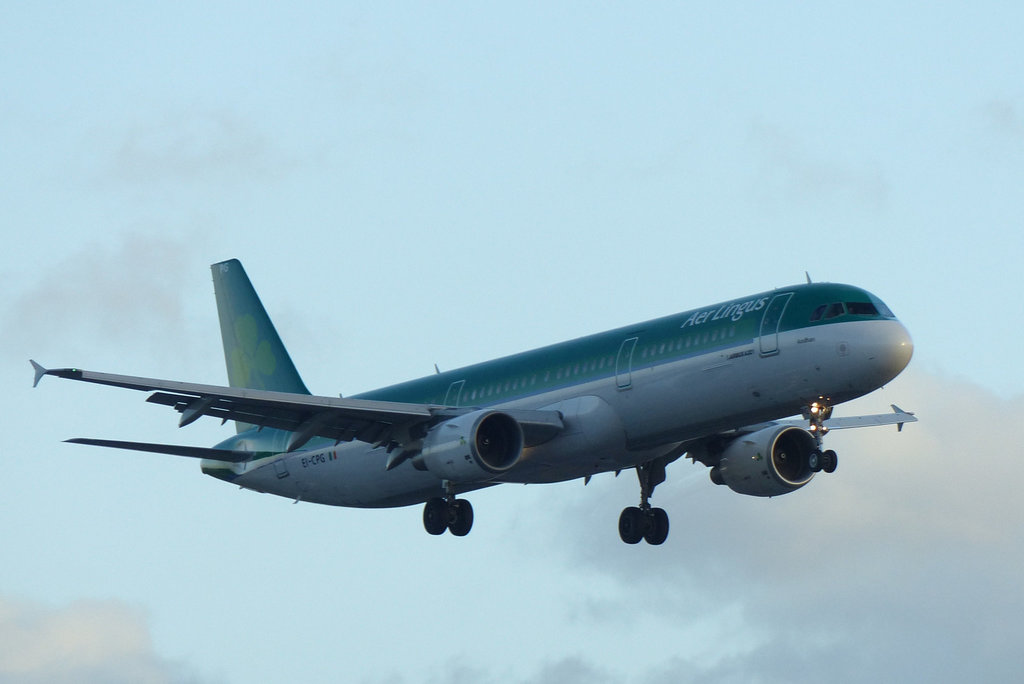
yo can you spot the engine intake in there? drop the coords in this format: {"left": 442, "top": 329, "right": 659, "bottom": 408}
{"left": 417, "top": 410, "right": 524, "bottom": 483}
{"left": 709, "top": 425, "right": 817, "bottom": 497}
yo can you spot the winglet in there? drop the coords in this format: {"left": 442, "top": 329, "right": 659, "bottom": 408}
{"left": 30, "top": 360, "right": 48, "bottom": 388}
{"left": 891, "top": 404, "right": 915, "bottom": 432}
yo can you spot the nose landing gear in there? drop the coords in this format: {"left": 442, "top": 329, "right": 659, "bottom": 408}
{"left": 805, "top": 399, "right": 839, "bottom": 474}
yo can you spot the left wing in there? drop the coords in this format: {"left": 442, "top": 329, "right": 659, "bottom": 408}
{"left": 32, "top": 361, "right": 438, "bottom": 452}
{"left": 31, "top": 361, "right": 566, "bottom": 453}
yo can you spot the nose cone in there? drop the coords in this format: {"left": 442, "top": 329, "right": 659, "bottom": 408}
{"left": 872, "top": 320, "right": 914, "bottom": 382}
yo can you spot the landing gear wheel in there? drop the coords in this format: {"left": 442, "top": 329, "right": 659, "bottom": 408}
{"left": 821, "top": 449, "right": 838, "bottom": 474}
{"left": 808, "top": 450, "right": 822, "bottom": 473}
{"left": 618, "top": 507, "right": 644, "bottom": 544}
{"left": 644, "top": 507, "right": 670, "bottom": 545}
{"left": 423, "top": 497, "right": 448, "bottom": 535}
{"left": 448, "top": 499, "right": 474, "bottom": 536}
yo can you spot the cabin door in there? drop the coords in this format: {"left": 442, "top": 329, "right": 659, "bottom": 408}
{"left": 615, "top": 336, "right": 639, "bottom": 389}
{"left": 759, "top": 293, "right": 793, "bottom": 356}
{"left": 444, "top": 380, "right": 465, "bottom": 407}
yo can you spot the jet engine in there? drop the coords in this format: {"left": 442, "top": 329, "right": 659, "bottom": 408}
{"left": 708, "top": 425, "right": 817, "bottom": 497}
{"left": 416, "top": 410, "right": 524, "bottom": 483}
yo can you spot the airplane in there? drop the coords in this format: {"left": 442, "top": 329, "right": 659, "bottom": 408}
{"left": 32, "top": 259, "right": 915, "bottom": 545}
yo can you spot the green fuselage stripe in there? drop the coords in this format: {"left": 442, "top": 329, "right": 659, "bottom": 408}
{"left": 355, "top": 282, "right": 892, "bottom": 408}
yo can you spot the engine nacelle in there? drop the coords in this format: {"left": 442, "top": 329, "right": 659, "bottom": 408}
{"left": 417, "top": 410, "right": 524, "bottom": 483}
{"left": 709, "top": 425, "right": 817, "bottom": 497}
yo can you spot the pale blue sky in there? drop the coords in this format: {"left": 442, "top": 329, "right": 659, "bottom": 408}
{"left": 2, "top": 3, "right": 1022, "bottom": 683}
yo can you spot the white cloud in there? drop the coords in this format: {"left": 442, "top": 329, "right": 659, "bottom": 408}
{"left": 0, "top": 595, "right": 205, "bottom": 684}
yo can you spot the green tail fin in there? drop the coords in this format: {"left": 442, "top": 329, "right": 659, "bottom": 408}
{"left": 211, "top": 260, "right": 311, "bottom": 407}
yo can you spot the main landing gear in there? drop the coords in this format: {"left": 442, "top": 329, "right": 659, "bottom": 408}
{"left": 619, "top": 459, "right": 670, "bottom": 545}
{"left": 423, "top": 482, "right": 474, "bottom": 537}
{"left": 805, "top": 399, "right": 839, "bottom": 474}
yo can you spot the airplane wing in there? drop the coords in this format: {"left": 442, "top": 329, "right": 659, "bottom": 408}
{"left": 822, "top": 405, "right": 917, "bottom": 431}
{"left": 34, "top": 361, "right": 439, "bottom": 452}
{"left": 31, "top": 361, "right": 563, "bottom": 452}
{"left": 755, "top": 404, "right": 918, "bottom": 434}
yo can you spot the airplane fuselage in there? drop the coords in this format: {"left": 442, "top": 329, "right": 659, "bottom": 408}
{"left": 206, "top": 282, "right": 913, "bottom": 508}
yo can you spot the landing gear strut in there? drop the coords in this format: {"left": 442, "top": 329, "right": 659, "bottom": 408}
{"left": 619, "top": 459, "right": 670, "bottom": 545}
{"left": 423, "top": 481, "right": 474, "bottom": 537}
{"left": 805, "top": 399, "right": 839, "bottom": 474}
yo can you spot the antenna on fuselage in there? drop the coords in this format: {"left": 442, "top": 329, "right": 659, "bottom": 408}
{"left": 434, "top": 364, "right": 441, "bottom": 375}
{"left": 805, "top": 271, "right": 813, "bottom": 284}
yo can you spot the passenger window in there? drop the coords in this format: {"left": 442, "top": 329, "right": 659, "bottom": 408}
{"left": 824, "top": 302, "right": 846, "bottom": 319}
{"left": 810, "top": 305, "right": 826, "bottom": 321}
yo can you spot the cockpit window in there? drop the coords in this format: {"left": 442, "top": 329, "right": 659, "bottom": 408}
{"left": 812, "top": 297, "right": 894, "bottom": 322}
{"left": 845, "top": 302, "right": 879, "bottom": 316}
{"left": 872, "top": 298, "right": 895, "bottom": 318}
{"left": 824, "top": 302, "right": 846, "bottom": 319}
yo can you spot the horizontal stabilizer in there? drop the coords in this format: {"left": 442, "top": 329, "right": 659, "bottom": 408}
{"left": 30, "top": 359, "right": 49, "bottom": 388}
{"left": 65, "top": 438, "right": 259, "bottom": 462}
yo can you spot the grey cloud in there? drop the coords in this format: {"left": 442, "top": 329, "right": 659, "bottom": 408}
{"left": 980, "top": 99, "right": 1024, "bottom": 138}
{"left": 519, "top": 656, "right": 615, "bottom": 684}
{"left": 0, "top": 595, "right": 208, "bottom": 684}
{"left": 371, "top": 656, "right": 615, "bottom": 684}
{"left": 748, "top": 122, "right": 889, "bottom": 212}
{"left": 3, "top": 232, "right": 198, "bottom": 359}
{"left": 548, "top": 368, "right": 1024, "bottom": 683}
{"left": 111, "top": 110, "right": 293, "bottom": 185}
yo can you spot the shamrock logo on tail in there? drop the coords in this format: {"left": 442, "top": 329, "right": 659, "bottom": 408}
{"left": 227, "top": 314, "right": 278, "bottom": 389}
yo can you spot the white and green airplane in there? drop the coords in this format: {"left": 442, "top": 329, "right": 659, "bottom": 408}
{"left": 32, "top": 259, "right": 915, "bottom": 545}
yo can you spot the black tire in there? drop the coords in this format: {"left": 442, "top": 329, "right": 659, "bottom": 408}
{"left": 808, "top": 450, "right": 822, "bottom": 473}
{"left": 618, "top": 507, "right": 644, "bottom": 544}
{"left": 822, "top": 449, "right": 838, "bottom": 474}
{"left": 448, "top": 499, "right": 474, "bottom": 537}
{"left": 644, "top": 508, "right": 670, "bottom": 545}
{"left": 423, "top": 497, "right": 448, "bottom": 535}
